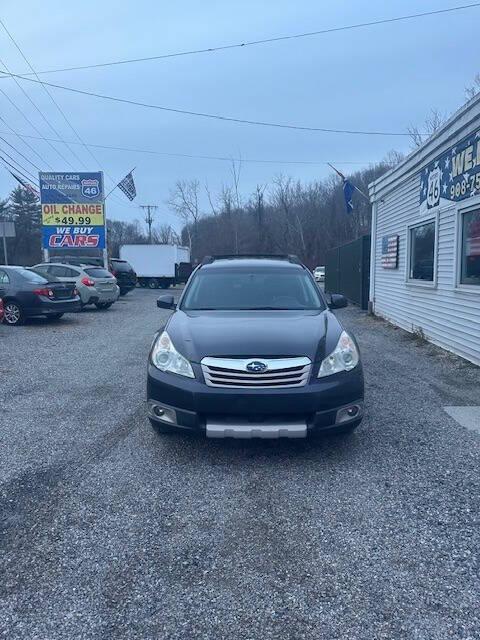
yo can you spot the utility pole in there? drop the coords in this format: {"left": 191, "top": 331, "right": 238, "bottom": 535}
{"left": 139, "top": 205, "right": 158, "bottom": 244}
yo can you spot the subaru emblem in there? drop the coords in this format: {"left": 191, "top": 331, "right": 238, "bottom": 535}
{"left": 246, "top": 360, "right": 268, "bottom": 373}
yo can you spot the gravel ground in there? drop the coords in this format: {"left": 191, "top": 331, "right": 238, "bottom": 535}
{"left": 1, "top": 288, "right": 479, "bottom": 640}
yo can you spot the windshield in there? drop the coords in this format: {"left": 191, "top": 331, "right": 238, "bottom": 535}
{"left": 84, "top": 268, "right": 113, "bottom": 278}
{"left": 111, "top": 261, "right": 133, "bottom": 273}
{"left": 17, "top": 269, "right": 49, "bottom": 284}
{"left": 181, "top": 268, "right": 325, "bottom": 310}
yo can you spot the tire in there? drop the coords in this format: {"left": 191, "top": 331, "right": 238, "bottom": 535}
{"left": 159, "top": 281, "right": 170, "bottom": 289}
{"left": 45, "top": 313, "right": 64, "bottom": 321}
{"left": 95, "top": 302, "right": 113, "bottom": 310}
{"left": 148, "top": 279, "right": 159, "bottom": 290}
{"left": 149, "top": 417, "right": 176, "bottom": 434}
{"left": 3, "top": 300, "right": 24, "bottom": 326}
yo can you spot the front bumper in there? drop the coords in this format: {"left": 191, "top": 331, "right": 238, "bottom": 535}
{"left": 147, "top": 363, "right": 364, "bottom": 436}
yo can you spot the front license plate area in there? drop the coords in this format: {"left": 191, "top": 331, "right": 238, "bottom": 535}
{"left": 206, "top": 417, "right": 307, "bottom": 439}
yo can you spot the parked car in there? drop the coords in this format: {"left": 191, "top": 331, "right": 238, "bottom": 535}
{"left": 33, "top": 263, "right": 120, "bottom": 310}
{"left": 147, "top": 255, "right": 364, "bottom": 438}
{"left": 109, "top": 258, "right": 137, "bottom": 295}
{"left": 313, "top": 266, "right": 325, "bottom": 282}
{"left": 0, "top": 266, "right": 80, "bottom": 325}
{"left": 0, "top": 297, "right": 4, "bottom": 323}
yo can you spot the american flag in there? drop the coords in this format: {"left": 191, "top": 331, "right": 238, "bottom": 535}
{"left": 117, "top": 170, "right": 137, "bottom": 201}
{"left": 381, "top": 234, "right": 399, "bottom": 269}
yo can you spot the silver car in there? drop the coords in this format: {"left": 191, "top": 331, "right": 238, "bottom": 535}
{"left": 33, "top": 263, "right": 120, "bottom": 310}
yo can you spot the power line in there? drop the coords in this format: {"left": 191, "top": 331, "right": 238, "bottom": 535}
{"left": 0, "top": 17, "right": 135, "bottom": 215}
{"left": 0, "top": 113, "right": 52, "bottom": 169}
{"left": 0, "top": 151, "right": 38, "bottom": 185}
{"left": 0, "top": 55, "right": 78, "bottom": 169}
{"left": 0, "top": 71, "right": 423, "bottom": 136}
{"left": 0, "top": 17, "right": 124, "bottom": 178}
{"left": 5, "top": 3, "right": 480, "bottom": 76}
{"left": 0, "top": 134, "right": 41, "bottom": 171}
{"left": 0, "top": 129, "right": 393, "bottom": 166}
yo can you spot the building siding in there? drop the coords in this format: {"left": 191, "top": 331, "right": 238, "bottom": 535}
{"left": 370, "top": 98, "right": 480, "bottom": 366}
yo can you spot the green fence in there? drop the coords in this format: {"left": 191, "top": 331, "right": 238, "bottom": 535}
{"left": 325, "top": 235, "right": 371, "bottom": 310}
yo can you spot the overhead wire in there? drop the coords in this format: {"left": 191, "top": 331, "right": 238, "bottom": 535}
{"left": 0, "top": 56, "right": 80, "bottom": 169}
{"left": 5, "top": 3, "right": 480, "bottom": 76}
{"left": 0, "top": 134, "right": 42, "bottom": 171}
{"left": 0, "top": 129, "right": 394, "bottom": 167}
{"left": 0, "top": 151, "right": 38, "bottom": 185}
{"left": 0, "top": 71, "right": 426, "bottom": 137}
{"left": 0, "top": 113, "right": 53, "bottom": 169}
{"left": 0, "top": 18, "right": 136, "bottom": 214}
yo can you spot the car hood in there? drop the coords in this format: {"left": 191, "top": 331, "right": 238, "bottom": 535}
{"left": 165, "top": 309, "right": 343, "bottom": 363}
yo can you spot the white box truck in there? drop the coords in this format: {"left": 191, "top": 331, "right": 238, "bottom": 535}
{"left": 119, "top": 244, "right": 192, "bottom": 289}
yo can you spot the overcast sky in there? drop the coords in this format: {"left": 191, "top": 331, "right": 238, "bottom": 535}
{"left": 0, "top": 1, "right": 479, "bottom": 230}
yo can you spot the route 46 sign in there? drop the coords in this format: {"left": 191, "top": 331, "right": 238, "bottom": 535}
{"left": 420, "top": 129, "right": 480, "bottom": 212}
{"left": 426, "top": 167, "right": 441, "bottom": 208}
{"left": 81, "top": 178, "right": 100, "bottom": 199}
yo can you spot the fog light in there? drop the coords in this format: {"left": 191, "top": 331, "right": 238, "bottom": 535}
{"left": 147, "top": 401, "right": 177, "bottom": 425}
{"left": 336, "top": 403, "right": 363, "bottom": 424}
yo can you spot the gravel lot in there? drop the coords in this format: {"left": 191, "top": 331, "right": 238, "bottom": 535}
{"left": 1, "top": 288, "right": 479, "bottom": 639}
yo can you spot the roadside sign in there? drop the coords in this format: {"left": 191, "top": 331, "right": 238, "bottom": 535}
{"left": 39, "top": 172, "right": 105, "bottom": 249}
{"left": 42, "top": 225, "right": 106, "bottom": 249}
{"left": 0, "top": 221, "right": 15, "bottom": 238}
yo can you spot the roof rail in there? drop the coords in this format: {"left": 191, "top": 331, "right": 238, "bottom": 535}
{"left": 201, "top": 254, "right": 302, "bottom": 265}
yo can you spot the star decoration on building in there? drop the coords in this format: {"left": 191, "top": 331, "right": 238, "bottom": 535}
{"left": 444, "top": 156, "right": 450, "bottom": 169}
{"left": 442, "top": 183, "right": 448, "bottom": 194}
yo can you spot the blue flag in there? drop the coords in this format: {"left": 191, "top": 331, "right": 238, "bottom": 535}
{"left": 343, "top": 179, "right": 355, "bottom": 214}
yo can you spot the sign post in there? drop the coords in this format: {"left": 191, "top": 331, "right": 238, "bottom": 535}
{"left": 0, "top": 220, "right": 15, "bottom": 266}
{"left": 39, "top": 172, "right": 105, "bottom": 263}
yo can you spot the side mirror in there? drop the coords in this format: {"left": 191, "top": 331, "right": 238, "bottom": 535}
{"left": 157, "top": 295, "right": 176, "bottom": 310}
{"left": 328, "top": 293, "right": 348, "bottom": 309}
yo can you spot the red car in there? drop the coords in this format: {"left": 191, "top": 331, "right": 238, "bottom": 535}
{"left": 0, "top": 297, "right": 4, "bottom": 323}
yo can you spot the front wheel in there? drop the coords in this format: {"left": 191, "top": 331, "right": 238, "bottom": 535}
{"left": 148, "top": 279, "right": 159, "bottom": 289}
{"left": 3, "top": 301, "right": 24, "bottom": 326}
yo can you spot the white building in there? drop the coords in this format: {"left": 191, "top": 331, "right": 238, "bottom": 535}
{"left": 369, "top": 94, "right": 480, "bottom": 366}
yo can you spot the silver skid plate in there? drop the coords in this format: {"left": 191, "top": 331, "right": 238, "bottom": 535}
{"left": 206, "top": 417, "right": 307, "bottom": 439}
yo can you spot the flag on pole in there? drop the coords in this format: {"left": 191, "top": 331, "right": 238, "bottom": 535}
{"left": 117, "top": 169, "right": 137, "bottom": 201}
{"left": 343, "top": 179, "right": 355, "bottom": 214}
{"left": 327, "top": 163, "right": 368, "bottom": 214}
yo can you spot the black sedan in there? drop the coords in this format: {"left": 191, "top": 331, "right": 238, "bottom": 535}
{"left": 0, "top": 266, "right": 81, "bottom": 325}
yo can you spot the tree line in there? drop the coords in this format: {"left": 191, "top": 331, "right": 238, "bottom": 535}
{"left": 171, "top": 156, "right": 400, "bottom": 268}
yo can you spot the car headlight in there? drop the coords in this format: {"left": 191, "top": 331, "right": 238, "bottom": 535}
{"left": 151, "top": 331, "right": 195, "bottom": 378}
{"left": 318, "top": 330, "right": 359, "bottom": 378}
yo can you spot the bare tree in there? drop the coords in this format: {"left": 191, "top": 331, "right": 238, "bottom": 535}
{"left": 271, "top": 175, "right": 306, "bottom": 253}
{"left": 152, "top": 223, "right": 179, "bottom": 245}
{"left": 204, "top": 181, "right": 218, "bottom": 216}
{"left": 167, "top": 180, "right": 202, "bottom": 251}
{"left": 465, "top": 72, "right": 480, "bottom": 100}
{"left": 230, "top": 158, "right": 242, "bottom": 253}
{"left": 408, "top": 109, "right": 445, "bottom": 148}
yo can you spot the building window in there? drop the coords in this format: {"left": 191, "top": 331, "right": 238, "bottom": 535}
{"left": 460, "top": 209, "right": 480, "bottom": 286}
{"left": 409, "top": 220, "right": 436, "bottom": 281}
